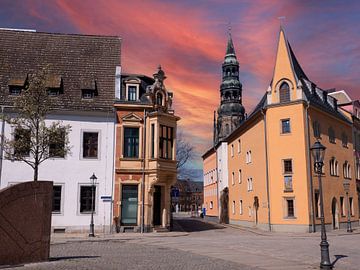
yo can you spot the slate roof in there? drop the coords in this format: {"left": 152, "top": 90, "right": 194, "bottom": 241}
{"left": 0, "top": 29, "right": 121, "bottom": 112}
{"left": 116, "top": 73, "right": 154, "bottom": 104}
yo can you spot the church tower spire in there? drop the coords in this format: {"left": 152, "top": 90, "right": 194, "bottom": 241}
{"left": 215, "top": 32, "right": 245, "bottom": 144}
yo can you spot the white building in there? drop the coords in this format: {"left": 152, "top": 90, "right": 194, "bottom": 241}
{"left": 0, "top": 29, "right": 121, "bottom": 233}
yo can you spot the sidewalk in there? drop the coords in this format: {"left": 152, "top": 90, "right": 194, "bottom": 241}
{"left": 200, "top": 217, "right": 360, "bottom": 238}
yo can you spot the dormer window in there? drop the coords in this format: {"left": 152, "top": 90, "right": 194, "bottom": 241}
{"left": 46, "top": 75, "right": 63, "bottom": 96}
{"left": 128, "top": 86, "right": 137, "bottom": 101}
{"left": 9, "top": 86, "right": 22, "bottom": 96}
{"left": 82, "top": 89, "right": 95, "bottom": 99}
{"left": 156, "top": 92, "right": 163, "bottom": 105}
{"left": 47, "top": 87, "right": 60, "bottom": 96}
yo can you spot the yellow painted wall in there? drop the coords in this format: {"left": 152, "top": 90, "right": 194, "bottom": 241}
{"left": 308, "top": 107, "right": 359, "bottom": 225}
{"left": 228, "top": 115, "right": 268, "bottom": 225}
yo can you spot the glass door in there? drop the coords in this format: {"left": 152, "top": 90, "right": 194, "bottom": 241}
{"left": 121, "top": 185, "right": 138, "bottom": 225}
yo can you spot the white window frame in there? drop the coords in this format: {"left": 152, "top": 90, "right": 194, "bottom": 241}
{"left": 52, "top": 183, "right": 65, "bottom": 215}
{"left": 77, "top": 183, "right": 99, "bottom": 216}
{"left": 231, "top": 144, "right": 234, "bottom": 157}
{"left": 238, "top": 169, "right": 242, "bottom": 184}
{"left": 232, "top": 201, "right": 235, "bottom": 215}
{"left": 125, "top": 83, "right": 139, "bottom": 101}
{"left": 237, "top": 139, "right": 241, "bottom": 153}
{"left": 80, "top": 129, "right": 101, "bottom": 160}
{"left": 239, "top": 200, "right": 243, "bottom": 215}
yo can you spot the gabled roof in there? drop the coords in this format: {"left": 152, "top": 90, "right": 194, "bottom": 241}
{"left": 288, "top": 42, "right": 308, "bottom": 81}
{"left": 0, "top": 29, "right": 121, "bottom": 112}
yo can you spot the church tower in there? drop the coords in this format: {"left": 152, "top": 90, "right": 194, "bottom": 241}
{"left": 215, "top": 33, "right": 245, "bottom": 144}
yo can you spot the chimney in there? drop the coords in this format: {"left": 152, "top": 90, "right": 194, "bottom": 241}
{"left": 322, "top": 91, "right": 328, "bottom": 104}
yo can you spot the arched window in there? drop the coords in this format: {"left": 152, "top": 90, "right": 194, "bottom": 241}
{"left": 341, "top": 133, "right": 348, "bottom": 148}
{"left": 279, "top": 82, "right": 290, "bottom": 103}
{"left": 225, "top": 123, "right": 230, "bottom": 134}
{"left": 328, "top": 127, "right": 335, "bottom": 143}
{"left": 156, "top": 92, "right": 163, "bottom": 106}
{"left": 329, "top": 158, "right": 338, "bottom": 176}
{"left": 313, "top": 121, "right": 321, "bottom": 138}
{"left": 343, "top": 161, "right": 351, "bottom": 179}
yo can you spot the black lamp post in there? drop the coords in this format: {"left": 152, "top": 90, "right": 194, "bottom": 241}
{"left": 310, "top": 141, "right": 332, "bottom": 269}
{"left": 89, "top": 173, "right": 97, "bottom": 237}
{"left": 342, "top": 180, "right": 353, "bottom": 233}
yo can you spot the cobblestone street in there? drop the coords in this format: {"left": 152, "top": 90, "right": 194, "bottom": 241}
{"left": 13, "top": 216, "right": 360, "bottom": 270}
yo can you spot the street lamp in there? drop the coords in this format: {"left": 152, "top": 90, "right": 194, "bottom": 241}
{"left": 89, "top": 173, "right": 97, "bottom": 237}
{"left": 310, "top": 141, "right": 332, "bottom": 269}
{"left": 342, "top": 180, "right": 353, "bottom": 233}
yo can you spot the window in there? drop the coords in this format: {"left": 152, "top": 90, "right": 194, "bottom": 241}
{"left": 231, "top": 172, "right": 235, "bottom": 185}
{"left": 52, "top": 185, "right": 62, "bottom": 213}
{"left": 9, "top": 86, "right": 22, "bottom": 95}
{"left": 279, "top": 82, "right": 290, "bottom": 103}
{"left": 313, "top": 121, "right": 321, "bottom": 138}
{"left": 329, "top": 158, "right": 339, "bottom": 176}
{"left": 232, "top": 201, "right": 235, "bottom": 214}
{"left": 159, "top": 125, "right": 173, "bottom": 159}
{"left": 281, "top": 119, "right": 291, "bottom": 134}
{"left": 210, "top": 201, "right": 213, "bottom": 209}
{"left": 246, "top": 151, "right": 252, "bottom": 164}
{"left": 127, "top": 86, "right": 137, "bottom": 101}
{"left": 247, "top": 178, "right": 253, "bottom": 191}
{"left": 340, "top": 197, "right": 345, "bottom": 216}
{"left": 80, "top": 186, "right": 96, "bottom": 213}
{"left": 124, "top": 128, "right": 139, "bottom": 158}
{"left": 343, "top": 161, "right": 351, "bottom": 179}
{"left": 356, "top": 163, "right": 360, "bottom": 180}
{"left": 349, "top": 197, "right": 354, "bottom": 216}
{"left": 342, "top": 133, "right": 348, "bottom": 148}
{"left": 238, "top": 169, "right": 242, "bottom": 184}
{"left": 151, "top": 124, "right": 155, "bottom": 158}
{"left": 82, "top": 89, "right": 95, "bottom": 99}
{"left": 283, "top": 159, "right": 293, "bottom": 174}
{"left": 328, "top": 127, "right": 335, "bottom": 143}
{"left": 231, "top": 144, "right": 234, "bottom": 157}
{"left": 47, "top": 88, "right": 61, "bottom": 96}
{"left": 239, "top": 200, "right": 243, "bottom": 215}
{"left": 286, "top": 198, "right": 295, "bottom": 218}
{"left": 237, "top": 139, "right": 241, "bottom": 153}
{"left": 284, "top": 176, "right": 293, "bottom": 191}
{"left": 49, "top": 128, "right": 65, "bottom": 158}
{"left": 156, "top": 92, "right": 163, "bottom": 105}
{"left": 83, "top": 132, "right": 99, "bottom": 158}
{"left": 14, "top": 128, "right": 31, "bottom": 157}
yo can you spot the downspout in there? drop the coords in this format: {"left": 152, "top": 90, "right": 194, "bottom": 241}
{"left": 110, "top": 108, "right": 116, "bottom": 233}
{"left": 0, "top": 106, "right": 5, "bottom": 187}
{"left": 141, "top": 109, "right": 147, "bottom": 233}
{"left": 305, "top": 101, "right": 316, "bottom": 232}
{"left": 261, "top": 108, "right": 271, "bottom": 231}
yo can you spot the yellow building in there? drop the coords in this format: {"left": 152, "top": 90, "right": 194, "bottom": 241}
{"left": 204, "top": 28, "right": 359, "bottom": 232}
{"left": 113, "top": 67, "right": 180, "bottom": 232}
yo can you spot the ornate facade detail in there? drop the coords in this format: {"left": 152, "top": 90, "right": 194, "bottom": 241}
{"left": 214, "top": 33, "right": 245, "bottom": 144}
{"left": 144, "top": 65, "right": 173, "bottom": 113}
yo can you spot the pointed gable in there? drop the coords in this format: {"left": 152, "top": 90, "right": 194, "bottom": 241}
{"left": 269, "top": 28, "right": 306, "bottom": 104}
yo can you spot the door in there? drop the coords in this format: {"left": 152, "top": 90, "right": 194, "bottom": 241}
{"left": 153, "top": 185, "right": 162, "bottom": 226}
{"left": 121, "top": 185, "right": 138, "bottom": 225}
{"left": 254, "top": 196, "right": 259, "bottom": 225}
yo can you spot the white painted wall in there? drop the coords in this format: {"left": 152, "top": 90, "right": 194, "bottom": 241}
{"left": 0, "top": 112, "right": 115, "bottom": 233}
{"left": 216, "top": 141, "right": 228, "bottom": 215}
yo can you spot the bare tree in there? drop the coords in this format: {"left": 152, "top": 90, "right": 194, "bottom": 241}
{"left": 3, "top": 67, "right": 71, "bottom": 181}
{"left": 176, "top": 131, "right": 194, "bottom": 169}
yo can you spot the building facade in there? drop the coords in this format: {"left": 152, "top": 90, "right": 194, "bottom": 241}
{"left": 171, "top": 178, "right": 203, "bottom": 213}
{"left": 203, "top": 28, "right": 359, "bottom": 232}
{"left": 113, "top": 67, "right": 179, "bottom": 232}
{"left": 0, "top": 29, "right": 120, "bottom": 233}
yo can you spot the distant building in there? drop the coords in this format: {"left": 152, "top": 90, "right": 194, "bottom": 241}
{"left": 203, "top": 28, "right": 359, "bottom": 232}
{"left": 171, "top": 179, "right": 203, "bottom": 212}
{"left": 113, "top": 67, "right": 180, "bottom": 232}
{"left": 0, "top": 29, "right": 120, "bottom": 233}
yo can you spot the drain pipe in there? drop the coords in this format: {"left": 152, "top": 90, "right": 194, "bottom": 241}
{"left": 141, "top": 109, "right": 147, "bottom": 233}
{"left": 261, "top": 108, "right": 271, "bottom": 231}
{"left": 305, "top": 101, "right": 316, "bottom": 232}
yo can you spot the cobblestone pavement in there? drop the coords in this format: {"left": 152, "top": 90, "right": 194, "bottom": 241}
{"left": 10, "top": 216, "right": 360, "bottom": 270}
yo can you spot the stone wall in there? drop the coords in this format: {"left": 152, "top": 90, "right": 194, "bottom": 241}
{"left": 0, "top": 181, "right": 52, "bottom": 265}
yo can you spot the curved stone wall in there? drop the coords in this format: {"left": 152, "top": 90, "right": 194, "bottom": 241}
{"left": 0, "top": 181, "right": 52, "bottom": 265}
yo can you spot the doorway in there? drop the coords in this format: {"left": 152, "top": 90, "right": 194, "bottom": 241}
{"left": 153, "top": 185, "right": 162, "bottom": 226}
{"left": 121, "top": 185, "right": 138, "bottom": 225}
{"left": 253, "top": 196, "right": 259, "bottom": 225}
{"left": 331, "top": 197, "right": 339, "bottom": 229}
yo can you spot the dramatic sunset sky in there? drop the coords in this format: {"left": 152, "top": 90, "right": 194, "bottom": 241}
{"left": 1, "top": 0, "right": 359, "bottom": 179}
